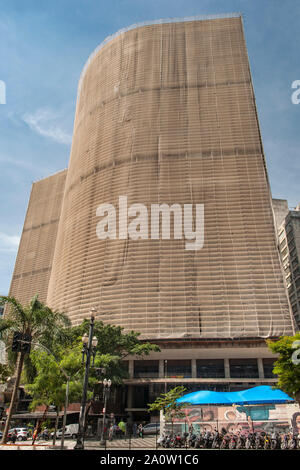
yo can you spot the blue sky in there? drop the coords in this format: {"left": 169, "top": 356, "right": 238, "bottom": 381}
{"left": 0, "top": 0, "right": 299, "bottom": 295}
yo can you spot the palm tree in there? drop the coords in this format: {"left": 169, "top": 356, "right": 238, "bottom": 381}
{"left": 0, "top": 294, "right": 70, "bottom": 444}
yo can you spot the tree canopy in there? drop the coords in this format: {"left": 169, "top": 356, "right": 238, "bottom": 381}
{"left": 25, "top": 318, "right": 160, "bottom": 411}
{"left": 0, "top": 294, "right": 71, "bottom": 443}
{"left": 267, "top": 334, "right": 300, "bottom": 403}
{"left": 65, "top": 319, "right": 160, "bottom": 360}
{"left": 0, "top": 294, "right": 161, "bottom": 436}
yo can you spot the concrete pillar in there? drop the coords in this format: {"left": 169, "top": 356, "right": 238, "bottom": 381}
{"left": 191, "top": 359, "right": 197, "bottom": 378}
{"left": 224, "top": 358, "right": 230, "bottom": 378}
{"left": 257, "top": 358, "right": 264, "bottom": 379}
{"left": 129, "top": 360, "right": 134, "bottom": 379}
{"left": 159, "top": 360, "right": 164, "bottom": 378}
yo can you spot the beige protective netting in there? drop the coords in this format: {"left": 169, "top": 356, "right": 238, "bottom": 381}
{"left": 7, "top": 170, "right": 67, "bottom": 306}
{"left": 45, "top": 16, "right": 294, "bottom": 339}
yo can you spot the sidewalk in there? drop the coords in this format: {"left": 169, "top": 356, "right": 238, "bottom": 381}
{"left": 0, "top": 436, "right": 158, "bottom": 451}
{"left": 85, "top": 436, "right": 157, "bottom": 450}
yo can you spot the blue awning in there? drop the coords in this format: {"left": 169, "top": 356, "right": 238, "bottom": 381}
{"left": 177, "top": 386, "right": 294, "bottom": 405}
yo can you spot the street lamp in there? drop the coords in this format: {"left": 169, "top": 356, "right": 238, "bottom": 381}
{"left": 74, "top": 308, "right": 98, "bottom": 450}
{"left": 100, "top": 378, "right": 112, "bottom": 446}
{"left": 81, "top": 333, "right": 98, "bottom": 366}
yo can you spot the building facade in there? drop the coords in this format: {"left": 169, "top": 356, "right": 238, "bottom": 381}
{"left": 273, "top": 198, "right": 300, "bottom": 330}
{"left": 6, "top": 15, "right": 295, "bottom": 421}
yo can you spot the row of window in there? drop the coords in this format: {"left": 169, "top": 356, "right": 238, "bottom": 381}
{"left": 130, "top": 358, "right": 276, "bottom": 379}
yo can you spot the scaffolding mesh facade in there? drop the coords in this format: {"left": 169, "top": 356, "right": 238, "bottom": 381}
{"left": 13, "top": 16, "right": 293, "bottom": 339}
{"left": 7, "top": 170, "right": 67, "bottom": 306}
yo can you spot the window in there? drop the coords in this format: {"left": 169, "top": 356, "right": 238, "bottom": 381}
{"left": 292, "top": 303, "right": 299, "bottom": 314}
{"left": 132, "top": 386, "right": 149, "bottom": 408}
{"left": 263, "top": 359, "right": 277, "bottom": 378}
{"left": 279, "top": 239, "right": 287, "bottom": 251}
{"left": 287, "top": 229, "right": 294, "bottom": 242}
{"left": 196, "top": 359, "right": 225, "bottom": 378}
{"left": 278, "top": 230, "right": 285, "bottom": 242}
{"left": 288, "top": 285, "right": 295, "bottom": 295}
{"left": 229, "top": 359, "right": 259, "bottom": 378}
{"left": 166, "top": 360, "right": 191, "bottom": 378}
{"left": 293, "top": 266, "right": 300, "bottom": 279}
{"left": 281, "top": 247, "right": 288, "bottom": 258}
{"left": 134, "top": 360, "right": 159, "bottom": 378}
{"left": 288, "top": 239, "right": 295, "bottom": 250}
{"left": 286, "top": 222, "right": 293, "bottom": 234}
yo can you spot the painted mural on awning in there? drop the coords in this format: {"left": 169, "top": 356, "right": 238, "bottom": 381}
{"left": 167, "top": 403, "right": 300, "bottom": 434}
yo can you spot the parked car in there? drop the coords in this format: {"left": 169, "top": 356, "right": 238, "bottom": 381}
{"left": 8, "top": 428, "right": 28, "bottom": 441}
{"left": 50, "top": 428, "right": 62, "bottom": 439}
{"left": 142, "top": 423, "right": 160, "bottom": 435}
{"left": 50, "top": 423, "right": 79, "bottom": 439}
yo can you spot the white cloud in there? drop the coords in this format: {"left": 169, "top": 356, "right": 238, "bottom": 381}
{"left": 23, "top": 108, "right": 72, "bottom": 145}
{"left": 0, "top": 233, "right": 20, "bottom": 253}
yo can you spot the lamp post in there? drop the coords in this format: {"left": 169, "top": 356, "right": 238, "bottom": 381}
{"left": 164, "top": 360, "right": 168, "bottom": 394}
{"left": 161, "top": 360, "right": 168, "bottom": 435}
{"left": 74, "top": 309, "right": 98, "bottom": 450}
{"left": 100, "top": 378, "right": 112, "bottom": 446}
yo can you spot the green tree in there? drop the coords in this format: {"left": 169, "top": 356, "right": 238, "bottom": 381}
{"left": 25, "top": 319, "right": 160, "bottom": 441}
{"left": 0, "top": 294, "right": 70, "bottom": 443}
{"left": 63, "top": 319, "right": 161, "bottom": 387}
{"left": 148, "top": 386, "right": 189, "bottom": 433}
{"left": 67, "top": 319, "right": 160, "bottom": 362}
{"left": 25, "top": 348, "right": 83, "bottom": 444}
{"left": 266, "top": 334, "right": 300, "bottom": 403}
{"left": 25, "top": 345, "right": 119, "bottom": 431}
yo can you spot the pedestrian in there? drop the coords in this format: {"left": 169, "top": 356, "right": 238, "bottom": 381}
{"left": 118, "top": 419, "right": 126, "bottom": 438}
{"left": 138, "top": 423, "right": 144, "bottom": 438}
{"left": 32, "top": 428, "right": 38, "bottom": 445}
{"left": 11, "top": 429, "right": 18, "bottom": 444}
{"left": 133, "top": 422, "right": 137, "bottom": 438}
{"left": 108, "top": 424, "right": 114, "bottom": 441}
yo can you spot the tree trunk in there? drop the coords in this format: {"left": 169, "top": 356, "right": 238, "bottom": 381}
{"left": 52, "top": 410, "right": 60, "bottom": 446}
{"left": 1, "top": 352, "right": 25, "bottom": 444}
{"left": 32, "top": 406, "right": 49, "bottom": 445}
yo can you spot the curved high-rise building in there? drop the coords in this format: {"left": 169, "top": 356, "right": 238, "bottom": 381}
{"left": 45, "top": 14, "right": 294, "bottom": 340}
{"left": 7, "top": 14, "right": 297, "bottom": 422}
